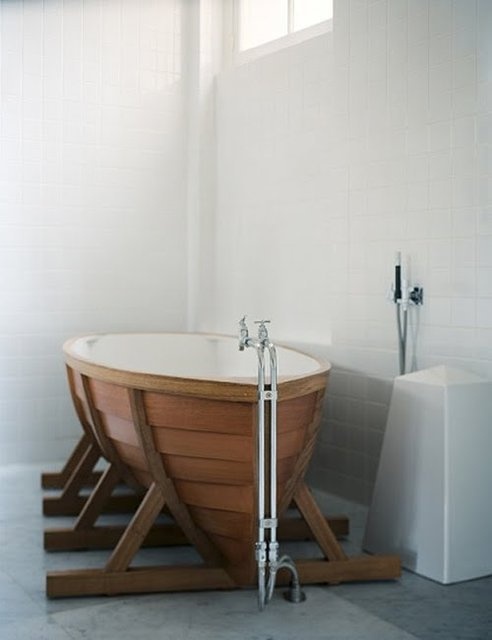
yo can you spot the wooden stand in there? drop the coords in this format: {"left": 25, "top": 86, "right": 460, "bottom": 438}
{"left": 44, "top": 515, "right": 349, "bottom": 552}
{"left": 47, "top": 338, "right": 400, "bottom": 599}
{"left": 46, "top": 475, "right": 399, "bottom": 598}
{"left": 42, "top": 436, "right": 141, "bottom": 517}
{"left": 41, "top": 434, "right": 102, "bottom": 490}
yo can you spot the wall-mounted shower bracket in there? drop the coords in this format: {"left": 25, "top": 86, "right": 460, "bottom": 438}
{"left": 409, "top": 286, "right": 424, "bottom": 306}
{"left": 392, "top": 284, "right": 424, "bottom": 311}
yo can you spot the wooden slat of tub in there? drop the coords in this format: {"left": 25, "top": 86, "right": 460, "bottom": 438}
{"left": 111, "top": 441, "right": 147, "bottom": 473}
{"left": 152, "top": 427, "right": 253, "bottom": 462}
{"left": 89, "top": 380, "right": 132, "bottom": 421}
{"left": 93, "top": 440, "right": 151, "bottom": 487}
{"left": 277, "top": 394, "right": 317, "bottom": 434}
{"left": 209, "top": 533, "right": 254, "bottom": 570}
{"left": 189, "top": 505, "right": 252, "bottom": 540}
{"left": 74, "top": 376, "right": 315, "bottom": 443}
{"left": 74, "top": 381, "right": 317, "bottom": 438}
{"left": 174, "top": 480, "right": 254, "bottom": 513}
{"left": 162, "top": 455, "right": 252, "bottom": 485}
{"left": 71, "top": 369, "right": 85, "bottom": 399}
{"left": 93, "top": 411, "right": 302, "bottom": 481}
{"left": 156, "top": 427, "right": 301, "bottom": 463}
{"left": 145, "top": 393, "right": 254, "bottom": 434}
{"left": 129, "top": 468, "right": 153, "bottom": 489}
{"left": 163, "top": 454, "right": 295, "bottom": 486}
{"left": 70, "top": 373, "right": 93, "bottom": 427}
{"left": 277, "top": 429, "right": 306, "bottom": 460}
{"left": 278, "top": 456, "right": 298, "bottom": 483}
{"left": 277, "top": 482, "right": 293, "bottom": 511}
{"left": 102, "top": 414, "right": 139, "bottom": 447}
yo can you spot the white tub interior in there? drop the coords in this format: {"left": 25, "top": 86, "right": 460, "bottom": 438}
{"left": 68, "top": 333, "right": 327, "bottom": 382}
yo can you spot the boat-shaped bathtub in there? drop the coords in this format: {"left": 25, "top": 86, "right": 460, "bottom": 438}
{"left": 46, "top": 332, "right": 400, "bottom": 598}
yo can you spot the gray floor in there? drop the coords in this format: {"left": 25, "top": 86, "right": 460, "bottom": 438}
{"left": 0, "top": 464, "right": 491, "bottom": 640}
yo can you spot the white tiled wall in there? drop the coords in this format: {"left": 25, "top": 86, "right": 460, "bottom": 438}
{"left": 185, "top": 0, "right": 223, "bottom": 331}
{"left": 2, "top": 0, "right": 491, "bottom": 506}
{"left": 212, "top": 0, "right": 492, "bottom": 503}
{"left": 0, "top": 0, "right": 187, "bottom": 463}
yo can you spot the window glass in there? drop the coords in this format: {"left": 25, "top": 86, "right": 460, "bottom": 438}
{"left": 239, "top": 0, "right": 288, "bottom": 51}
{"left": 293, "top": 0, "right": 333, "bottom": 32}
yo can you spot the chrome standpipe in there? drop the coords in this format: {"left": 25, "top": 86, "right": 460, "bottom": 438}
{"left": 239, "top": 317, "right": 305, "bottom": 611}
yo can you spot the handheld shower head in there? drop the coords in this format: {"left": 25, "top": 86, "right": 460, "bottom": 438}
{"left": 394, "top": 252, "right": 402, "bottom": 302}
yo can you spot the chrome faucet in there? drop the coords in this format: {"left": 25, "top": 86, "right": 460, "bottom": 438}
{"left": 239, "top": 317, "right": 272, "bottom": 350}
{"left": 237, "top": 317, "right": 304, "bottom": 610}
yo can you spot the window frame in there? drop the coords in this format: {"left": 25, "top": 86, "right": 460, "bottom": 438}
{"left": 231, "top": 0, "right": 333, "bottom": 65}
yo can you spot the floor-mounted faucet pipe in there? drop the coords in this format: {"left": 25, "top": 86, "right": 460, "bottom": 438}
{"left": 255, "top": 343, "right": 267, "bottom": 611}
{"left": 267, "top": 341, "right": 278, "bottom": 548}
{"left": 239, "top": 318, "right": 304, "bottom": 611}
{"left": 266, "top": 555, "right": 305, "bottom": 604}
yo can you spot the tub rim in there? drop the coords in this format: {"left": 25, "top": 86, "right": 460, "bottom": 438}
{"left": 63, "top": 331, "right": 331, "bottom": 402}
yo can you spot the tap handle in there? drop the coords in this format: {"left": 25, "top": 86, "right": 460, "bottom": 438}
{"left": 254, "top": 319, "right": 271, "bottom": 341}
{"left": 238, "top": 316, "right": 249, "bottom": 351}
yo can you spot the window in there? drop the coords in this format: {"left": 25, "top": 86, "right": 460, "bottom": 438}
{"left": 237, "top": 0, "right": 333, "bottom": 52}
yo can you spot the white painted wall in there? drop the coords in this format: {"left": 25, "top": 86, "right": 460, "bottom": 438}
{"left": 0, "top": 0, "right": 188, "bottom": 463}
{"left": 212, "top": 0, "right": 492, "bottom": 503}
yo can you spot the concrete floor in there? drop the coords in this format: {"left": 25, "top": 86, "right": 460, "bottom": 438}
{"left": 0, "top": 463, "right": 491, "bottom": 640}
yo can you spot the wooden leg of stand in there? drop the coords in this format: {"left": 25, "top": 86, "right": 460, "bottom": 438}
{"left": 105, "top": 482, "right": 165, "bottom": 573}
{"left": 279, "top": 514, "right": 348, "bottom": 540}
{"left": 294, "top": 482, "right": 347, "bottom": 561}
{"left": 46, "top": 481, "right": 236, "bottom": 598}
{"left": 43, "top": 464, "right": 122, "bottom": 550}
{"left": 44, "top": 522, "right": 185, "bottom": 552}
{"left": 47, "top": 565, "right": 235, "bottom": 598}
{"left": 42, "top": 442, "right": 101, "bottom": 516}
{"left": 41, "top": 435, "right": 102, "bottom": 490}
{"left": 43, "top": 493, "right": 141, "bottom": 517}
{"left": 291, "top": 482, "right": 400, "bottom": 585}
{"left": 60, "top": 444, "right": 101, "bottom": 503}
{"left": 45, "top": 477, "right": 399, "bottom": 598}
{"left": 74, "top": 464, "right": 121, "bottom": 530}
{"left": 285, "top": 557, "right": 401, "bottom": 585}
{"left": 44, "top": 515, "right": 350, "bottom": 552}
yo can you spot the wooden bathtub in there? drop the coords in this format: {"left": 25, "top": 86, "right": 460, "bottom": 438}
{"left": 46, "top": 332, "right": 400, "bottom": 598}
